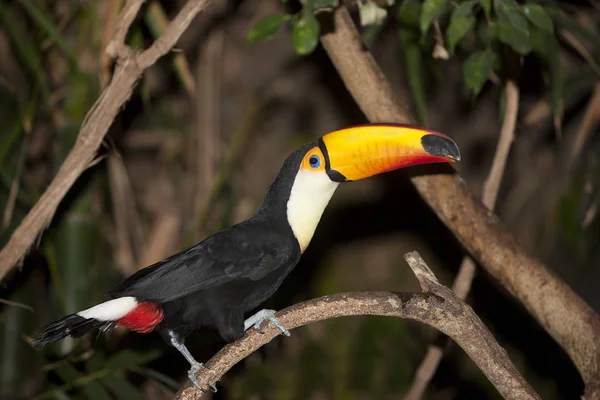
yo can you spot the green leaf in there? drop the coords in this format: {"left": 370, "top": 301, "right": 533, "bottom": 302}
{"left": 309, "top": 0, "right": 338, "bottom": 10}
{"left": 521, "top": 4, "right": 553, "bottom": 33}
{"left": 397, "top": 0, "right": 422, "bottom": 29}
{"left": 463, "top": 49, "right": 496, "bottom": 95}
{"left": 55, "top": 364, "right": 111, "bottom": 400}
{"left": 453, "top": 1, "right": 477, "bottom": 19}
{"left": 106, "top": 349, "right": 162, "bottom": 370}
{"left": 475, "top": 16, "right": 497, "bottom": 45}
{"left": 134, "top": 367, "right": 180, "bottom": 391}
{"left": 496, "top": 2, "right": 531, "bottom": 54}
{"left": 447, "top": 16, "right": 475, "bottom": 53}
{"left": 101, "top": 374, "right": 145, "bottom": 400}
{"left": 247, "top": 14, "right": 291, "bottom": 43}
{"left": 398, "top": 28, "right": 428, "bottom": 125}
{"left": 291, "top": 12, "right": 320, "bottom": 55}
{"left": 85, "top": 352, "right": 107, "bottom": 374}
{"left": 479, "top": 0, "right": 491, "bottom": 19}
{"left": 420, "top": 0, "right": 448, "bottom": 34}
{"left": 530, "top": 26, "right": 563, "bottom": 132}
{"left": 498, "top": 20, "right": 531, "bottom": 54}
{"left": 496, "top": 2, "right": 528, "bottom": 32}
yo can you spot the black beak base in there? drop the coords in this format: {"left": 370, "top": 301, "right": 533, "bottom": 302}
{"left": 421, "top": 134, "right": 461, "bottom": 161}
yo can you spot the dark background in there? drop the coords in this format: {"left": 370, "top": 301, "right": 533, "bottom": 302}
{"left": 1, "top": 1, "right": 599, "bottom": 399}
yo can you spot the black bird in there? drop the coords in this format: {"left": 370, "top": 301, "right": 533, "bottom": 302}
{"left": 31, "top": 123, "right": 460, "bottom": 391}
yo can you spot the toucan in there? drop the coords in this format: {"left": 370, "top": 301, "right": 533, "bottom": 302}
{"left": 31, "top": 123, "right": 460, "bottom": 391}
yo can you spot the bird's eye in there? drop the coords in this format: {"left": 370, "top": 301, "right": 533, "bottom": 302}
{"left": 309, "top": 155, "right": 321, "bottom": 168}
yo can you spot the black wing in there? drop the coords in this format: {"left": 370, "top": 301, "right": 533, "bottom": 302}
{"left": 107, "top": 222, "right": 297, "bottom": 303}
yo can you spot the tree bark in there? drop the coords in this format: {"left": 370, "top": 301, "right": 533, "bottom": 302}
{"left": 318, "top": 6, "right": 600, "bottom": 392}
{"left": 175, "top": 252, "right": 540, "bottom": 400}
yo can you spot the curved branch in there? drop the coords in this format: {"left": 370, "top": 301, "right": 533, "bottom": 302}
{"left": 175, "top": 252, "right": 539, "bottom": 400}
{"left": 318, "top": 6, "right": 600, "bottom": 390}
{"left": 0, "top": 0, "right": 214, "bottom": 280}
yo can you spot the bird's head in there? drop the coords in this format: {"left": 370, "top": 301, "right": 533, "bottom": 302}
{"left": 266, "top": 123, "right": 461, "bottom": 252}
{"left": 300, "top": 123, "right": 460, "bottom": 182}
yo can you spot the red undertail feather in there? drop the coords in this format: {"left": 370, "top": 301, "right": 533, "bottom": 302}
{"left": 115, "top": 301, "right": 164, "bottom": 333}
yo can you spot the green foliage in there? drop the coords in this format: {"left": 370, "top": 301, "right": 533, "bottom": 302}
{"left": 420, "top": 0, "right": 448, "bottom": 34}
{"left": 2, "top": 1, "right": 599, "bottom": 398}
{"left": 32, "top": 350, "right": 169, "bottom": 400}
{"left": 479, "top": 0, "right": 491, "bottom": 19}
{"left": 495, "top": 0, "right": 531, "bottom": 55}
{"left": 463, "top": 49, "right": 496, "bottom": 95}
{"left": 246, "top": 0, "right": 338, "bottom": 55}
{"left": 446, "top": 3, "right": 476, "bottom": 54}
{"left": 522, "top": 4, "right": 553, "bottom": 33}
{"left": 397, "top": 0, "right": 422, "bottom": 29}
{"left": 247, "top": 14, "right": 291, "bottom": 43}
{"left": 291, "top": 11, "right": 320, "bottom": 55}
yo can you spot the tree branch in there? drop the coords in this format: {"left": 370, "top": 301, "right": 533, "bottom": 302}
{"left": 174, "top": 251, "right": 540, "bottom": 400}
{"left": 404, "top": 80, "right": 520, "bottom": 400}
{"left": 318, "top": 7, "right": 600, "bottom": 394}
{"left": 0, "top": 0, "right": 214, "bottom": 280}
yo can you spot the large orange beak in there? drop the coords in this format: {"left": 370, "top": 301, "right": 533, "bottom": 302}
{"left": 318, "top": 124, "right": 460, "bottom": 182}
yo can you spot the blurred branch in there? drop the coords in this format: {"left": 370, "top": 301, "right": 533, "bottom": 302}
{"left": 318, "top": 6, "right": 600, "bottom": 397}
{"left": 175, "top": 251, "right": 540, "bottom": 400}
{"left": 191, "top": 101, "right": 261, "bottom": 237}
{"left": 100, "top": 0, "right": 123, "bottom": 88}
{"left": 0, "top": 297, "right": 34, "bottom": 312}
{"left": 145, "top": 0, "right": 196, "bottom": 96}
{"left": 107, "top": 153, "right": 141, "bottom": 275}
{"left": 0, "top": 0, "right": 214, "bottom": 279}
{"left": 2, "top": 116, "right": 32, "bottom": 229}
{"left": 192, "top": 3, "right": 225, "bottom": 236}
{"left": 405, "top": 80, "right": 520, "bottom": 400}
{"left": 568, "top": 81, "right": 600, "bottom": 171}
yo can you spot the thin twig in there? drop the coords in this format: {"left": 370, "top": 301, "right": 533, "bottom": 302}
{"left": 404, "top": 80, "right": 520, "bottom": 400}
{"left": 0, "top": 0, "right": 214, "bottom": 280}
{"left": 193, "top": 3, "right": 226, "bottom": 238}
{"left": 146, "top": 0, "right": 196, "bottom": 96}
{"left": 107, "top": 153, "right": 138, "bottom": 275}
{"left": 137, "top": 210, "right": 181, "bottom": 269}
{"left": 191, "top": 100, "right": 261, "bottom": 237}
{"left": 3, "top": 116, "right": 32, "bottom": 229}
{"left": 0, "top": 297, "right": 34, "bottom": 312}
{"left": 100, "top": 0, "right": 123, "bottom": 88}
{"left": 175, "top": 251, "right": 540, "bottom": 400}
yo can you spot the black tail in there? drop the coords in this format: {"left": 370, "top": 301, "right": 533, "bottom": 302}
{"left": 31, "top": 314, "right": 109, "bottom": 349}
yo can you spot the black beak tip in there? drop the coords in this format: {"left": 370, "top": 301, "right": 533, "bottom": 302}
{"left": 421, "top": 134, "right": 461, "bottom": 162}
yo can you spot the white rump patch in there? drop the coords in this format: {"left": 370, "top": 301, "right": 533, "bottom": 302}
{"left": 287, "top": 169, "right": 339, "bottom": 251}
{"left": 77, "top": 297, "right": 138, "bottom": 321}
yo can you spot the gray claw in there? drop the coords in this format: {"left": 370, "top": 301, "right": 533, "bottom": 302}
{"left": 244, "top": 309, "right": 291, "bottom": 337}
{"left": 188, "top": 362, "right": 216, "bottom": 393}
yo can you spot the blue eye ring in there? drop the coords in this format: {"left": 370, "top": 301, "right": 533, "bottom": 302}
{"left": 309, "top": 155, "right": 321, "bottom": 168}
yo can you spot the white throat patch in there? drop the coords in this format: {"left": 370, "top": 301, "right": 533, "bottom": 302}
{"left": 287, "top": 168, "right": 339, "bottom": 252}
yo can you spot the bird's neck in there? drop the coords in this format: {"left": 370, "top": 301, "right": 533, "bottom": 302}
{"left": 256, "top": 167, "right": 338, "bottom": 252}
{"left": 286, "top": 169, "right": 339, "bottom": 252}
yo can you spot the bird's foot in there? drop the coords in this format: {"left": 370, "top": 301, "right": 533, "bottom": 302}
{"left": 244, "top": 309, "right": 290, "bottom": 336}
{"left": 188, "top": 362, "right": 216, "bottom": 393}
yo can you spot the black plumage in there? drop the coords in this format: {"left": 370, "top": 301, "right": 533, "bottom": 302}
{"left": 108, "top": 143, "right": 314, "bottom": 342}
{"left": 31, "top": 123, "right": 461, "bottom": 392}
